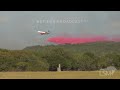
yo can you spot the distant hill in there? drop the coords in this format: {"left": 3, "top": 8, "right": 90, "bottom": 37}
{"left": 23, "top": 41, "right": 120, "bottom": 55}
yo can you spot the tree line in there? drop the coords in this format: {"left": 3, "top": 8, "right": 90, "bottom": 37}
{"left": 0, "top": 42, "right": 120, "bottom": 71}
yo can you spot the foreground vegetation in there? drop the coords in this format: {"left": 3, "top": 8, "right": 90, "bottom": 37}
{"left": 0, "top": 42, "right": 120, "bottom": 71}
{"left": 0, "top": 71, "right": 120, "bottom": 79}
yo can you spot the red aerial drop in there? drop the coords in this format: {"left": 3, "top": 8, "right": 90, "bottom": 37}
{"left": 47, "top": 36, "right": 109, "bottom": 44}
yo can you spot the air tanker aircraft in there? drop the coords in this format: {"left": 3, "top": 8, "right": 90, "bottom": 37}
{"left": 37, "top": 30, "right": 50, "bottom": 35}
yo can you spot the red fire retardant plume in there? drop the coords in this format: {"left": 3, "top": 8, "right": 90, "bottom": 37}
{"left": 47, "top": 36, "right": 110, "bottom": 44}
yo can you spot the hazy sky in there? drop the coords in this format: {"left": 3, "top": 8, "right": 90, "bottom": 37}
{"left": 0, "top": 11, "right": 120, "bottom": 50}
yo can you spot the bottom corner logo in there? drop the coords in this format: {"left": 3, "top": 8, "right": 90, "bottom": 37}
{"left": 99, "top": 69, "right": 115, "bottom": 76}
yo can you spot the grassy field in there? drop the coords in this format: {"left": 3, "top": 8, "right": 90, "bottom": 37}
{"left": 0, "top": 71, "right": 120, "bottom": 79}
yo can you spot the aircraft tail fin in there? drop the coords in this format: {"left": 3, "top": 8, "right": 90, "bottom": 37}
{"left": 48, "top": 30, "right": 50, "bottom": 33}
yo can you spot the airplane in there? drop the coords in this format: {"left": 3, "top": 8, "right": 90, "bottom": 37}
{"left": 37, "top": 30, "right": 50, "bottom": 35}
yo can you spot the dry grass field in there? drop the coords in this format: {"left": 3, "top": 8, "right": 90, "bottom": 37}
{"left": 0, "top": 71, "right": 120, "bottom": 79}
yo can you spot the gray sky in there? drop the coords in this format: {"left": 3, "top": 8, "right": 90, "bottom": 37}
{"left": 0, "top": 11, "right": 120, "bottom": 50}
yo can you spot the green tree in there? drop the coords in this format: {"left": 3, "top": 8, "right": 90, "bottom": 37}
{"left": 15, "top": 62, "right": 29, "bottom": 71}
{"left": 44, "top": 47, "right": 74, "bottom": 71}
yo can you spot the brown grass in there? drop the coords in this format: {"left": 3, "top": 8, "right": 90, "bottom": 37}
{"left": 0, "top": 71, "right": 120, "bottom": 79}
